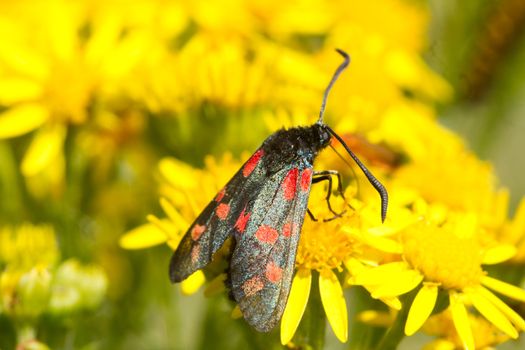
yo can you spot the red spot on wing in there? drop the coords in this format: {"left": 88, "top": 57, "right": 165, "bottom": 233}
{"left": 216, "top": 203, "right": 230, "bottom": 220}
{"left": 215, "top": 188, "right": 226, "bottom": 202}
{"left": 191, "top": 224, "right": 206, "bottom": 241}
{"left": 265, "top": 261, "right": 283, "bottom": 283}
{"left": 191, "top": 244, "right": 201, "bottom": 264}
{"left": 234, "top": 208, "right": 251, "bottom": 233}
{"left": 243, "top": 149, "right": 264, "bottom": 177}
{"left": 282, "top": 168, "right": 299, "bottom": 201}
{"left": 255, "top": 225, "right": 279, "bottom": 244}
{"left": 242, "top": 276, "right": 264, "bottom": 297}
{"left": 282, "top": 222, "right": 298, "bottom": 238}
{"left": 300, "top": 168, "right": 313, "bottom": 192}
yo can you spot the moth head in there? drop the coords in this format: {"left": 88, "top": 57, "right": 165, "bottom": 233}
{"left": 316, "top": 123, "right": 332, "bottom": 148}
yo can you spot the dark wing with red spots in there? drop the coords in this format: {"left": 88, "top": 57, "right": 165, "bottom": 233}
{"left": 229, "top": 164, "right": 314, "bottom": 332}
{"left": 169, "top": 150, "right": 267, "bottom": 282}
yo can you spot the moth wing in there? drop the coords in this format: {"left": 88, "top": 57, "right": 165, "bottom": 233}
{"left": 230, "top": 165, "right": 313, "bottom": 332}
{"left": 169, "top": 149, "right": 266, "bottom": 282}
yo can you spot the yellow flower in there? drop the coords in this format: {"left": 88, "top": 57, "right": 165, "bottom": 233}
{"left": 136, "top": 33, "right": 328, "bottom": 118}
{"left": 320, "top": 0, "right": 451, "bottom": 134}
{"left": 280, "top": 183, "right": 401, "bottom": 345}
{"left": 0, "top": 224, "right": 58, "bottom": 315}
{"left": 120, "top": 153, "right": 244, "bottom": 293}
{"left": 357, "top": 307, "right": 512, "bottom": 349}
{"left": 423, "top": 310, "right": 510, "bottom": 350}
{"left": 134, "top": 0, "right": 448, "bottom": 136}
{"left": 500, "top": 196, "right": 525, "bottom": 263}
{"left": 352, "top": 212, "right": 525, "bottom": 349}
{"left": 376, "top": 102, "right": 464, "bottom": 162}
{"left": 0, "top": 224, "right": 58, "bottom": 269}
{"left": 280, "top": 187, "right": 354, "bottom": 344}
{"left": 121, "top": 150, "right": 396, "bottom": 343}
{"left": 394, "top": 140, "right": 497, "bottom": 216}
{"left": 1, "top": 224, "right": 108, "bottom": 321}
{"left": 0, "top": 0, "right": 151, "bottom": 193}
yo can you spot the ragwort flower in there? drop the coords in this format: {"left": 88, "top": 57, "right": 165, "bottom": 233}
{"left": 357, "top": 306, "right": 513, "bottom": 349}
{"left": 120, "top": 153, "right": 244, "bottom": 294}
{"left": 280, "top": 183, "right": 400, "bottom": 345}
{"left": 423, "top": 310, "right": 511, "bottom": 350}
{"left": 352, "top": 209, "right": 525, "bottom": 349}
{"left": 499, "top": 196, "right": 525, "bottom": 263}
{"left": 0, "top": 224, "right": 108, "bottom": 347}
{"left": 0, "top": 0, "right": 151, "bottom": 193}
{"left": 121, "top": 151, "right": 394, "bottom": 344}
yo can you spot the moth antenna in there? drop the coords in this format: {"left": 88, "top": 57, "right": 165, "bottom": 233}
{"left": 318, "top": 49, "right": 350, "bottom": 124}
{"left": 329, "top": 143, "right": 362, "bottom": 202}
{"left": 326, "top": 125, "right": 388, "bottom": 223}
{"left": 329, "top": 144, "right": 356, "bottom": 177}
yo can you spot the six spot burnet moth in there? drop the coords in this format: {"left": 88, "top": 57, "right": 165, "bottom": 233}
{"left": 169, "top": 49, "right": 388, "bottom": 332}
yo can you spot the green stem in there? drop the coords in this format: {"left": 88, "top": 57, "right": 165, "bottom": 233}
{"left": 348, "top": 287, "right": 389, "bottom": 350}
{"left": 375, "top": 291, "right": 417, "bottom": 350}
{"left": 0, "top": 141, "right": 23, "bottom": 218}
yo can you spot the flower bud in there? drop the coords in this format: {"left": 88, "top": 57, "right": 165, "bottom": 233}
{"left": 17, "top": 339, "right": 51, "bottom": 350}
{"left": 16, "top": 267, "right": 52, "bottom": 319}
{"left": 48, "top": 259, "right": 107, "bottom": 314}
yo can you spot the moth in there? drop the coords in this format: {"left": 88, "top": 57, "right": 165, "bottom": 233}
{"left": 169, "top": 49, "right": 388, "bottom": 332}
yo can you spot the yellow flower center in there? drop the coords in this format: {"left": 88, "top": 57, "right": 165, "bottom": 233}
{"left": 44, "top": 58, "right": 95, "bottom": 124}
{"left": 402, "top": 220, "right": 483, "bottom": 290}
{"left": 295, "top": 190, "right": 358, "bottom": 272}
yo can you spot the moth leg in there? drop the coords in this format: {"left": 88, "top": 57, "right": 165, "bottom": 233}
{"left": 312, "top": 170, "right": 347, "bottom": 221}
{"left": 307, "top": 208, "right": 318, "bottom": 222}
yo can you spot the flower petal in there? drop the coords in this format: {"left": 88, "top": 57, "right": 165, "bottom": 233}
{"left": 319, "top": 270, "right": 348, "bottom": 343}
{"left": 0, "top": 103, "right": 49, "bottom": 139}
{"left": 181, "top": 271, "right": 205, "bottom": 295}
{"left": 21, "top": 123, "right": 66, "bottom": 176}
{"left": 85, "top": 14, "right": 122, "bottom": 65}
{"left": 0, "top": 38, "right": 49, "bottom": 79}
{"left": 343, "top": 258, "right": 366, "bottom": 281}
{"left": 352, "top": 261, "right": 408, "bottom": 285}
{"left": 467, "top": 288, "right": 518, "bottom": 338}
{"left": 348, "top": 227, "right": 402, "bottom": 254}
{"left": 481, "top": 276, "right": 525, "bottom": 302}
{"left": 146, "top": 215, "right": 181, "bottom": 249}
{"left": 405, "top": 283, "right": 438, "bottom": 335}
{"left": 159, "top": 157, "right": 200, "bottom": 189}
{"left": 379, "top": 296, "right": 402, "bottom": 310}
{"left": 449, "top": 292, "right": 474, "bottom": 350}
{"left": 509, "top": 196, "right": 525, "bottom": 242}
{"left": 160, "top": 197, "right": 190, "bottom": 230}
{"left": 482, "top": 244, "right": 517, "bottom": 265}
{"left": 24, "top": 150, "right": 65, "bottom": 198}
{"left": 119, "top": 222, "right": 168, "bottom": 249}
{"left": 280, "top": 269, "right": 311, "bottom": 345}
{"left": 365, "top": 234, "right": 403, "bottom": 254}
{"left": 102, "top": 31, "right": 149, "bottom": 78}
{"left": 371, "top": 270, "right": 423, "bottom": 298}
{"left": 0, "top": 78, "right": 43, "bottom": 105}
{"left": 477, "top": 286, "right": 525, "bottom": 331}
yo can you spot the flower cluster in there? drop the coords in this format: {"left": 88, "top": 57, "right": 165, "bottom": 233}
{"left": 0, "top": 0, "right": 524, "bottom": 349}
{"left": 115, "top": 0, "right": 525, "bottom": 349}
{"left": 0, "top": 225, "right": 107, "bottom": 348}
